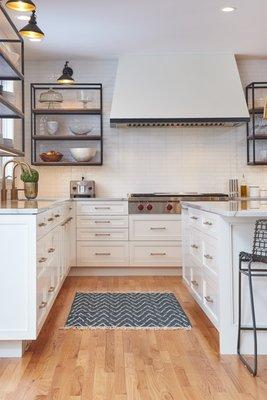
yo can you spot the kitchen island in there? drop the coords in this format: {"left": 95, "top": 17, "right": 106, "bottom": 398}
{"left": 182, "top": 200, "right": 267, "bottom": 355}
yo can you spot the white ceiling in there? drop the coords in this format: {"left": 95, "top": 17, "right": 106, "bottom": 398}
{"left": 8, "top": 0, "right": 267, "bottom": 60}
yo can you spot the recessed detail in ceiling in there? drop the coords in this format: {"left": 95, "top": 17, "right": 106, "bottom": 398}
{"left": 57, "top": 61, "right": 75, "bottom": 84}
{"left": 19, "top": 10, "right": 45, "bottom": 40}
{"left": 221, "top": 6, "right": 236, "bottom": 12}
{"left": 5, "top": 0, "right": 35, "bottom": 12}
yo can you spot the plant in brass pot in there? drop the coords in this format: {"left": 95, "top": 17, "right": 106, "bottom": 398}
{"left": 20, "top": 167, "right": 39, "bottom": 200}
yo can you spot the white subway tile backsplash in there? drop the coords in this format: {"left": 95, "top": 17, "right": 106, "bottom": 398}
{"left": 23, "top": 58, "right": 267, "bottom": 197}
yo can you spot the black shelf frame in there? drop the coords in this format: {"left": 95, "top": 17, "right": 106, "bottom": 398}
{"left": 0, "top": 3, "right": 25, "bottom": 156}
{"left": 246, "top": 82, "right": 267, "bottom": 165}
{"left": 31, "top": 83, "right": 103, "bottom": 166}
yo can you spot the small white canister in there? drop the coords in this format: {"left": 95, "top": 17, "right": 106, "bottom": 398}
{"left": 249, "top": 185, "right": 260, "bottom": 198}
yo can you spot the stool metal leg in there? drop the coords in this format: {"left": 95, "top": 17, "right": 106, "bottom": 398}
{"left": 237, "top": 260, "right": 258, "bottom": 376}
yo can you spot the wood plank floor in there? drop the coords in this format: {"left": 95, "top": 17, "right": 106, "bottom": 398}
{"left": 0, "top": 276, "right": 267, "bottom": 400}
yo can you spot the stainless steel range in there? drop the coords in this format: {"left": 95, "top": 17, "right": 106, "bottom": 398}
{"left": 128, "top": 192, "right": 228, "bottom": 214}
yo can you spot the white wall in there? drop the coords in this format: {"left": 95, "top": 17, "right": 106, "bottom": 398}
{"left": 23, "top": 58, "right": 267, "bottom": 198}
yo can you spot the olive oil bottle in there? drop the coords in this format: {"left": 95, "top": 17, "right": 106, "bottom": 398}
{"left": 240, "top": 174, "right": 248, "bottom": 198}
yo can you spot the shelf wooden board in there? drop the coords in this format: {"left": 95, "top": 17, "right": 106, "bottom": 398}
{"left": 33, "top": 108, "right": 101, "bottom": 115}
{"left": 249, "top": 107, "right": 264, "bottom": 114}
{"left": 0, "top": 144, "right": 24, "bottom": 157}
{"left": 32, "top": 161, "right": 102, "bottom": 166}
{"left": 32, "top": 135, "right": 101, "bottom": 141}
{"left": 0, "top": 94, "right": 24, "bottom": 118}
{"left": 248, "top": 134, "right": 267, "bottom": 140}
{"left": 248, "top": 161, "right": 267, "bottom": 165}
{"left": 0, "top": 49, "right": 24, "bottom": 80}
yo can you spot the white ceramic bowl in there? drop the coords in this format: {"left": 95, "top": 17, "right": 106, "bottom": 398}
{"left": 69, "top": 124, "right": 93, "bottom": 136}
{"left": 70, "top": 148, "right": 97, "bottom": 162}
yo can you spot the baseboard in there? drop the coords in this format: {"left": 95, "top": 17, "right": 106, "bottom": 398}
{"left": 69, "top": 266, "right": 182, "bottom": 276}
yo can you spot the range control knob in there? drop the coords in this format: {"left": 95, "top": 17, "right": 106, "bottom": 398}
{"left": 167, "top": 203, "right": 173, "bottom": 211}
{"left": 72, "top": 186, "right": 77, "bottom": 191}
{"left": 138, "top": 204, "right": 144, "bottom": 211}
{"left": 147, "top": 204, "right": 153, "bottom": 211}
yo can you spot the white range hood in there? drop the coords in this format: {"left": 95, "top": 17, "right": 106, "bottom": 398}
{"left": 110, "top": 54, "right": 250, "bottom": 128}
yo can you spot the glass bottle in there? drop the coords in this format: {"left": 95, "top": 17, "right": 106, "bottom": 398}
{"left": 240, "top": 174, "right": 248, "bottom": 198}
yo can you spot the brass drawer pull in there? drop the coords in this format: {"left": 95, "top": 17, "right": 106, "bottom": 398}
{"left": 203, "top": 221, "right": 213, "bottom": 226}
{"left": 191, "top": 244, "right": 199, "bottom": 250}
{"left": 204, "top": 254, "right": 213, "bottom": 260}
{"left": 94, "top": 220, "right": 111, "bottom": 224}
{"left": 95, "top": 252, "right": 111, "bottom": 256}
{"left": 38, "top": 257, "right": 47, "bottom": 263}
{"left": 69, "top": 207, "right": 72, "bottom": 210}
{"left": 48, "top": 217, "right": 54, "bottom": 222}
{"left": 39, "top": 301, "right": 47, "bottom": 309}
{"left": 190, "top": 216, "right": 198, "bottom": 220}
{"left": 150, "top": 252, "right": 166, "bottom": 256}
{"left": 205, "top": 296, "right": 214, "bottom": 303}
{"left": 48, "top": 286, "right": 55, "bottom": 293}
{"left": 150, "top": 227, "right": 166, "bottom": 230}
{"left": 48, "top": 248, "right": 55, "bottom": 253}
{"left": 38, "top": 222, "right": 46, "bottom": 227}
{"left": 95, "top": 233, "right": 111, "bottom": 236}
{"left": 191, "top": 280, "right": 199, "bottom": 287}
{"left": 54, "top": 214, "right": 60, "bottom": 218}
{"left": 95, "top": 207, "right": 111, "bottom": 210}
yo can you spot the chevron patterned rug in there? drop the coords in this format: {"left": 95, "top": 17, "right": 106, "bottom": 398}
{"left": 65, "top": 292, "right": 191, "bottom": 330}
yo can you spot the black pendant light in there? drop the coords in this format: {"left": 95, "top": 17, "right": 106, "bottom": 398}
{"left": 5, "top": 0, "right": 36, "bottom": 12}
{"left": 57, "top": 61, "right": 75, "bottom": 84}
{"left": 19, "top": 10, "right": 44, "bottom": 40}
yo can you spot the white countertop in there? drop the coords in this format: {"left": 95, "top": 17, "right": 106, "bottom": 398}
{"left": 182, "top": 200, "right": 267, "bottom": 217}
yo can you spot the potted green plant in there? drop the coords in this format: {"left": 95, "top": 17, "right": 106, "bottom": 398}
{"left": 20, "top": 167, "right": 39, "bottom": 200}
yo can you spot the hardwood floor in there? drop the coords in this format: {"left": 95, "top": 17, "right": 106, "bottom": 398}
{"left": 0, "top": 276, "right": 267, "bottom": 400}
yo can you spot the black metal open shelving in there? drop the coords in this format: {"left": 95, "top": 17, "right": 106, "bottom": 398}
{"left": 31, "top": 83, "right": 103, "bottom": 166}
{"left": 0, "top": 3, "right": 25, "bottom": 156}
{"left": 246, "top": 82, "right": 267, "bottom": 165}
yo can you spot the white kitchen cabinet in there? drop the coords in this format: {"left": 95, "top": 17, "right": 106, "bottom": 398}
{"left": 130, "top": 241, "right": 182, "bottom": 267}
{"left": 77, "top": 201, "right": 128, "bottom": 216}
{"left": 129, "top": 215, "right": 181, "bottom": 241}
{"left": 77, "top": 241, "right": 129, "bottom": 266}
{"left": 0, "top": 201, "right": 74, "bottom": 358}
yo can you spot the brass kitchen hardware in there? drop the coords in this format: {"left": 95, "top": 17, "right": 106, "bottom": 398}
{"left": 47, "top": 217, "right": 54, "bottom": 222}
{"left": 190, "top": 216, "right": 198, "bottom": 220}
{"left": 191, "top": 244, "right": 199, "bottom": 249}
{"left": 150, "top": 252, "right": 167, "bottom": 256}
{"left": 191, "top": 280, "right": 199, "bottom": 287}
{"left": 204, "top": 296, "right": 214, "bottom": 303}
{"left": 5, "top": 0, "right": 36, "bottom": 12}
{"left": 19, "top": 10, "right": 45, "bottom": 40}
{"left": 1, "top": 160, "right": 32, "bottom": 202}
{"left": 69, "top": 207, "right": 72, "bottom": 210}
{"left": 95, "top": 207, "right": 111, "bottom": 210}
{"left": 57, "top": 61, "right": 75, "bottom": 84}
{"left": 95, "top": 252, "right": 111, "bottom": 256}
{"left": 150, "top": 227, "right": 166, "bottom": 230}
{"left": 94, "top": 233, "right": 111, "bottom": 236}
{"left": 48, "top": 286, "right": 55, "bottom": 293}
{"left": 94, "top": 220, "right": 111, "bottom": 224}
{"left": 39, "top": 301, "right": 47, "bottom": 309}
{"left": 38, "top": 257, "right": 47, "bottom": 263}
{"left": 48, "top": 248, "right": 55, "bottom": 253}
{"left": 203, "top": 221, "right": 213, "bottom": 226}
{"left": 54, "top": 214, "right": 60, "bottom": 218}
{"left": 38, "top": 222, "right": 47, "bottom": 227}
{"left": 204, "top": 254, "right": 213, "bottom": 260}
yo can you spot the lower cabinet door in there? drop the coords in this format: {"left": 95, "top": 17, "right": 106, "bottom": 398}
{"left": 129, "top": 241, "right": 182, "bottom": 267}
{"left": 36, "top": 268, "right": 49, "bottom": 328}
{"left": 190, "top": 266, "right": 203, "bottom": 300}
{"left": 203, "top": 275, "right": 219, "bottom": 325}
{"left": 77, "top": 241, "right": 129, "bottom": 267}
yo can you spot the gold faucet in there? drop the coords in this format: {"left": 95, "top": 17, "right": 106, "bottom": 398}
{"left": 1, "top": 160, "right": 32, "bottom": 202}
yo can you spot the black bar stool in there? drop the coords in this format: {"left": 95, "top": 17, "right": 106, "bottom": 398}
{"left": 237, "top": 219, "right": 267, "bottom": 376}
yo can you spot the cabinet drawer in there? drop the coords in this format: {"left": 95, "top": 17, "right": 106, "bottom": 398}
{"left": 188, "top": 209, "right": 201, "bottom": 227}
{"left": 203, "top": 276, "right": 219, "bottom": 323}
{"left": 77, "top": 201, "right": 128, "bottom": 216}
{"left": 77, "top": 228, "right": 128, "bottom": 241}
{"left": 77, "top": 241, "right": 129, "bottom": 266}
{"left": 202, "top": 236, "right": 217, "bottom": 275}
{"left": 201, "top": 213, "right": 218, "bottom": 237}
{"left": 190, "top": 266, "right": 202, "bottom": 300}
{"left": 77, "top": 215, "right": 128, "bottom": 228}
{"left": 129, "top": 217, "right": 181, "bottom": 241}
{"left": 130, "top": 242, "right": 182, "bottom": 267}
{"left": 189, "top": 230, "right": 202, "bottom": 264}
